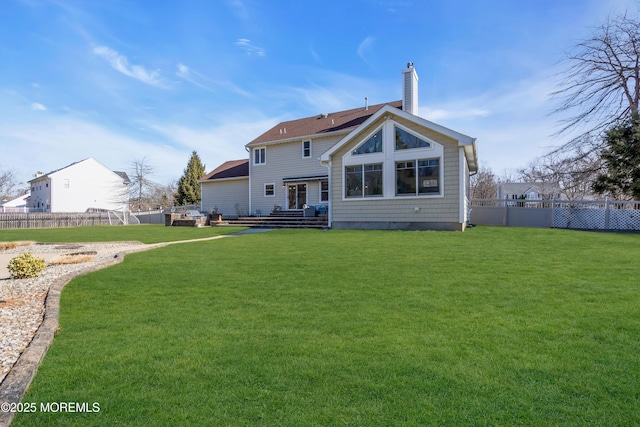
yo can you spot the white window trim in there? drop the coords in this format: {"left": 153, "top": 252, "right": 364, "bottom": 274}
{"left": 350, "top": 126, "right": 384, "bottom": 156}
{"left": 344, "top": 163, "right": 384, "bottom": 199}
{"left": 394, "top": 123, "right": 436, "bottom": 152}
{"left": 264, "top": 182, "right": 275, "bottom": 197}
{"left": 394, "top": 158, "right": 442, "bottom": 197}
{"left": 341, "top": 120, "right": 444, "bottom": 201}
{"left": 302, "top": 140, "right": 312, "bottom": 158}
{"left": 253, "top": 147, "right": 266, "bottom": 165}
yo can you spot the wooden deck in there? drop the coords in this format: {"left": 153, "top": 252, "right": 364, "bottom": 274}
{"left": 219, "top": 210, "right": 328, "bottom": 229}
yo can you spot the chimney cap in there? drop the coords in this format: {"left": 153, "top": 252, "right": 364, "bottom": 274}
{"left": 407, "top": 62, "right": 414, "bottom": 68}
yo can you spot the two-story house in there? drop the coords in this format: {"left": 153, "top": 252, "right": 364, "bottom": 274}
{"left": 497, "top": 181, "right": 562, "bottom": 200}
{"left": 28, "top": 158, "right": 130, "bottom": 212}
{"left": 201, "top": 63, "right": 478, "bottom": 231}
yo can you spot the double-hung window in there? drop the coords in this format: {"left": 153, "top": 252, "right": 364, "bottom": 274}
{"left": 345, "top": 163, "right": 383, "bottom": 198}
{"left": 302, "top": 140, "right": 312, "bottom": 158}
{"left": 264, "top": 183, "right": 275, "bottom": 197}
{"left": 254, "top": 147, "right": 266, "bottom": 165}
{"left": 320, "top": 181, "right": 329, "bottom": 202}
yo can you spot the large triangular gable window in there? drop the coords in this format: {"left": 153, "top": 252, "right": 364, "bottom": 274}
{"left": 352, "top": 129, "right": 383, "bottom": 155}
{"left": 395, "top": 126, "right": 431, "bottom": 150}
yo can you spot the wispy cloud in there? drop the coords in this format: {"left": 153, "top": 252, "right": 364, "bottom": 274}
{"left": 92, "top": 45, "right": 166, "bottom": 88}
{"left": 423, "top": 107, "right": 489, "bottom": 122}
{"left": 31, "top": 102, "right": 46, "bottom": 111}
{"left": 0, "top": 115, "right": 181, "bottom": 183}
{"left": 175, "top": 63, "right": 254, "bottom": 98}
{"left": 147, "top": 117, "right": 278, "bottom": 167}
{"left": 227, "top": 0, "right": 250, "bottom": 21}
{"left": 176, "top": 63, "right": 209, "bottom": 90}
{"left": 357, "top": 36, "right": 376, "bottom": 64}
{"left": 235, "top": 39, "right": 265, "bottom": 56}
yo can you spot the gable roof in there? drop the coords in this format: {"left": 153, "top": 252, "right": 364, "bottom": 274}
{"left": 28, "top": 158, "right": 128, "bottom": 183}
{"left": 247, "top": 100, "right": 403, "bottom": 147}
{"left": 29, "top": 158, "right": 88, "bottom": 182}
{"left": 200, "top": 159, "right": 249, "bottom": 182}
{"left": 320, "top": 104, "right": 478, "bottom": 171}
{"left": 114, "top": 171, "right": 131, "bottom": 184}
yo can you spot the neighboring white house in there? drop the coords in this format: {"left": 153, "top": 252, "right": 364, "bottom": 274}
{"left": 497, "top": 181, "right": 561, "bottom": 200}
{"left": 28, "top": 158, "right": 130, "bottom": 212}
{"left": 0, "top": 190, "right": 30, "bottom": 212}
{"left": 201, "top": 63, "right": 479, "bottom": 231}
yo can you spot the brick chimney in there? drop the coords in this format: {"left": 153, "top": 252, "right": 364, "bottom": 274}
{"left": 402, "top": 62, "right": 419, "bottom": 116}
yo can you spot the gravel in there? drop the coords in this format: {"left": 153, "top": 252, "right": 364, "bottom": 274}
{"left": 0, "top": 242, "right": 144, "bottom": 384}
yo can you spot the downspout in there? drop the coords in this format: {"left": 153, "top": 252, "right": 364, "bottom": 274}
{"left": 245, "top": 145, "right": 251, "bottom": 215}
{"left": 321, "top": 159, "right": 332, "bottom": 228}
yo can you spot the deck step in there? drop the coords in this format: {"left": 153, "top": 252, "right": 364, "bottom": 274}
{"left": 220, "top": 214, "right": 328, "bottom": 229}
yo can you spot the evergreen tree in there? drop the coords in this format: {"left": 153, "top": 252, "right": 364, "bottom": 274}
{"left": 592, "top": 116, "right": 640, "bottom": 200}
{"left": 175, "top": 151, "right": 206, "bottom": 206}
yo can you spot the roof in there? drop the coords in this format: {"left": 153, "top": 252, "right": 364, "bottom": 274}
{"left": 499, "top": 182, "right": 560, "bottom": 196}
{"left": 247, "top": 100, "right": 403, "bottom": 147}
{"left": 114, "top": 171, "right": 130, "bottom": 184}
{"left": 28, "top": 158, "right": 128, "bottom": 183}
{"left": 29, "top": 158, "right": 89, "bottom": 182}
{"left": 200, "top": 159, "right": 249, "bottom": 182}
{"left": 320, "top": 104, "right": 478, "bottom": 172}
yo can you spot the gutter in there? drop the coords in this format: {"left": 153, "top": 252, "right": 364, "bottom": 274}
{"left": 320, "top": 159, "right": 332, "bottom": 228}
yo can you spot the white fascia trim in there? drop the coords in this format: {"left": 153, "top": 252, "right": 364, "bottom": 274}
{"left": 462, "top": 139, "right": 478, "bottom": 172}
{"left": 321, "top": 106, "right": 392, "bottom": 161}
{"left": 321, "top": 104, "right": 476, "bottom": 162}
{"left": 198, "top": 176, "right": 249, "bottom": 183}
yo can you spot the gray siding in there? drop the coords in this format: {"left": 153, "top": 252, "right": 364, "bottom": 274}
{"left": 201, "top": 178, "right": 249, "bottom": 218}
{"left": 249, "top": 136, "right": 338, "bottom": 214}
{"left": 330, "top": 116, "right": 464, "bottom": 228}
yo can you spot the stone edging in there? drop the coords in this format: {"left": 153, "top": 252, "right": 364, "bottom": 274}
{"left": 0, "top": 232, "right": 258, "bottom": 427}
{"left": 0, "top": 243, "right": 167, "bottom": 427}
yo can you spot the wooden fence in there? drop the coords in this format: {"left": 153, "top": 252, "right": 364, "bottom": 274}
{"left": 0, "top": 212, "right": 115, "bottom": 229}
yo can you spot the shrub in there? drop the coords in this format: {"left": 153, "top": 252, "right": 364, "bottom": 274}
{"left": 7, "top": 252, "right": 47, "bottom": 279}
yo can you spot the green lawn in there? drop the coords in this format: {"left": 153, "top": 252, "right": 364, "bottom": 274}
{"left": 0, "top": 224, "right": 247, "bottom": 244}
{"left": 10, "top": 227, "right": 640, "bottom": 426}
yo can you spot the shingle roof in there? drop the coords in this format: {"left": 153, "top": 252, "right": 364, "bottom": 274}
{"left": 247, "top": 100, "right": 402, "bottom": 146}
{"left": 200, "top": 159, "right": 249, "bottom": 181}
{"left": 114, "top": 171, "right": 130, "bottom": 184}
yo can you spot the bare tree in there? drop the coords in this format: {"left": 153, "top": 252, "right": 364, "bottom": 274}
{"left": 0, "top": 167, "right": 18, "bottom": 200}
{"left": 129, "top": 158, "right": 155, "bottom": 211}
{"left": 518, "top": 143, "right": 602, "bottom": 200}
{"left": 498, "top": 169, "right": 521, "bottom": 184}
{"left": 550, "top": 12, "right": 640, "bottom": 151}
{"left": 470, "top": 163, "right": 498, "bottom": 199}
{"left": 147, "top": 180, "right": 177, "bottom": 209}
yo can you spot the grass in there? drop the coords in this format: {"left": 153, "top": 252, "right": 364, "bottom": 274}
{"left": 10, "top": 227, "right": 640, "bottom": 426}
{"left": 0, "top": 224, "right": 247, "bottom": 244}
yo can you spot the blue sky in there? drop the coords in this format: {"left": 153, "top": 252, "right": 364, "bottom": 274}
{"left": 1, "top": 0, "right": 637, "bottom": 187}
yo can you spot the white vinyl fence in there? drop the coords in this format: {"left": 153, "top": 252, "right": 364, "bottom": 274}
{"left": 470, "top": 199, "right": 640, "bottom": 231}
